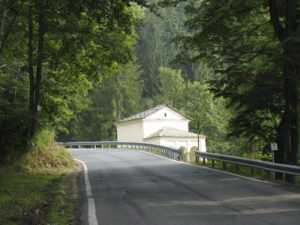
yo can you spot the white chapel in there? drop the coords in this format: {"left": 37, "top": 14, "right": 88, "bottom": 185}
{"left": 114, "top": 104, "right": 206, "bottom": 153}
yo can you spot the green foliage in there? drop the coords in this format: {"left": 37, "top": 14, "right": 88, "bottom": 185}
{"left": 153, "top": 66, "right": 243, "bottom": 153}
{"left": 114, "top": 63, "right": 144, "bottom": 120}
{"left": 0, "top": 167, "right": 58, "bottom": 224}
{"left": 154, "top": 67, "right": 185, "bottom": 108}
{"left": 0, "top": 0, "right": 144, "bottom": 161}
{"left": 135, "top": 3, "right": 205, "bottom": 96}
{"left": 0, "top": 63, "right": 29, "bottom": 162}
{"left": 165, "top": 0, "right": 300, "bottom": 165}
{"left": 59, "top": 62, "right": 144, "bottom": 141}
{"left": 46, "top": 176, "right": 77, "bottom": 225}
{"left": 0, "top": 128, "right": 76, "bottom": 224}
{"left": 0, "top": 168, "right": 77, "bottom": 224}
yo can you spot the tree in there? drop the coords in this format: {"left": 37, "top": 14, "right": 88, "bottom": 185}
{"left": 153, "top": 66, "right": 242, "bottom": 153}
{"left": 115, "top": 63, "right": 144, "bottom": 120}
{"left": 24, "top": 0, "right": 141, "bottom": 138}
{"left": 184, "top": 81, "right": 240, "bottom": 154}
{"left": 154, "top": 66, "right": 185, "bottom": 108}
{"left": 165, "top": 0, "right": 299, "bottom": 173}
{"left": 0, "top": 0, "right": 145, "bottom": 160}
{"left": 59, "top": 62, "right": 144, "bottom": 141}
{"left": 135, "top": 4, "right": 187, "bottom": 96}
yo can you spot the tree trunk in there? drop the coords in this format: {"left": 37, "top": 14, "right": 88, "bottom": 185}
{"left": 0, "top": 10, "right": 6, "bottom": 37}
{"left": 28, "top": 2, "right": 35, "bottom": 138}
{"left": 269, "top": 0, "right": 299, "bottom": 183}
{"left": 116, "top": 73, "right": 121, "bottom": 120}
{"left": 28, "top": 1, "right": 45, "bottom": 138}
{"left": 275, "top": 113, "right": 285, "bottom": 179}
{"left": 284, "top": 60, "right": 299, "bottom": 183}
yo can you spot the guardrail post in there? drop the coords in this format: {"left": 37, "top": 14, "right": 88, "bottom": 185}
{"left": 223, "top": 162, "right": 226, "bottom": 170}
{"left": 235, "top": 164, "right": 239, "bottom": 172}
{"left": 212, "top": 160, "right": 215, "bottom": 168}
{"left": 270, "top": 171, "right": 275, "bottom": 180}
{"left": 203, "top": 157, "right": 206, "bottom": 165}
{"left": 251, "top": 167, "right": 254, "bottom": 176}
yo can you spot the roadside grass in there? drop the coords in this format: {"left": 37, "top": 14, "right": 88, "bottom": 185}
{"left": 45, "top": 171, "right": 78, "bottom": 225}
{"left": 0, "top": 130, "right": 78, "bottom": 225}
{"left": 0, "top": 167, "right": 67, "bottom": 225}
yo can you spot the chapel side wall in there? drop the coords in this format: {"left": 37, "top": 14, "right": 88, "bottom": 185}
{"left": 116, "top": 120, "right": 144, "bottom": 142}
{"left": 143, "top": 120, "right": 189, "bottom": 139}
{"left": 144, "top": 137, "right": 161, "bottom": 146}
{"left": 162, "top": 137, "right": 207, "bottom": 153}
{"left": 200, "top": 137, "right": 207, "bottom": 152}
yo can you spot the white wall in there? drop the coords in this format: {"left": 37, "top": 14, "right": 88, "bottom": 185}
{"left": 145, "top": 136, "right": 206, "bottom": 153}
{"left": 143, "top": 107, "right": 190, "bottom": 138}
{"left": 114, "top": 106, "right": 208, "bottom": 151}
{"left": 143, "top": 120, "right": 189, "bottom": 138}
{"left": 115, "top": 120, "right": 144, "bottom": 142}
{"left": 144, "top": 137, "right": 161, "bottom": 145}
{"left": 147, "top": 107, "right": 186, "bottom": 120}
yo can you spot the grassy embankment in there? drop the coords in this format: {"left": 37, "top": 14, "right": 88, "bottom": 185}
{"left": 0, "top": 130, "right": 79, "bottom": 225}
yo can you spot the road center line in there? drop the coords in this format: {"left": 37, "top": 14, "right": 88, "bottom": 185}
{"left": 75, "top": 159, "right": 99, "bottom": 225}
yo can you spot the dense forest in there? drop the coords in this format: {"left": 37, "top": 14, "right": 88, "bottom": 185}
{"left": 58, "top": 3, "right": 242, "bottom": 156}
{"left": 0, "top": 0, "right": 299, "bottom": 179}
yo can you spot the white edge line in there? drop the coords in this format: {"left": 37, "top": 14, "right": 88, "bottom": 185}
{"left": 75, "top": 159, "right": 99, "bottom": 225}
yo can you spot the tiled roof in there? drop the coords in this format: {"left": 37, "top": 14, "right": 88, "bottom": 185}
{"left": 115, "top": 104, "right": 192, "bottom": 123}
{"left": 144, "top": 127, "right": 205, "bottom": 139}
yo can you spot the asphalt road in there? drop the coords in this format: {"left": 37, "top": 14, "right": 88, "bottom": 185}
{"left": 71, "top": 149, "right": 300, "bottom": 225}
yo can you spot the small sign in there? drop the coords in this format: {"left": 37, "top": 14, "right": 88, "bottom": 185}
{"left": 270, "top": 143, "right": 278, "bottom": 151}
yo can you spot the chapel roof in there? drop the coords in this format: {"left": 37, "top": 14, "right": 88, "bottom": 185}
{"left": 115, "top": 104, "right": 192, "bottom": 123}
{"left": 144, "top": 127, "right": 205, "bottom": 139}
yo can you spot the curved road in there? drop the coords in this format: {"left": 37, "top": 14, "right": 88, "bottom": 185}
{"left": 71, "top": 149, "right": 300, "bottom": 225}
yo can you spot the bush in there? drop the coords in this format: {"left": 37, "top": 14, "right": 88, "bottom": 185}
{"left": 14, "top": 129, "right": 74, "bottom": 173}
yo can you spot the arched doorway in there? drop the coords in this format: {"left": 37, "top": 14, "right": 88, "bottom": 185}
{"left": 179, "top": 146, "right": 188, "bottom": 161}
{"left": 189, "top": 146, "right": 198, "bottom": 162}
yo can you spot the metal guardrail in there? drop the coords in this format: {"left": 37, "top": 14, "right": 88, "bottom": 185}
{"left": 58, "top": 141, "right": 300, "bottom": 182}
{"left": 59, "top": 141, "right": 183, "bottom": 161}
{"left": 195, "top": 151, "right": 300, "bottom": 177}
